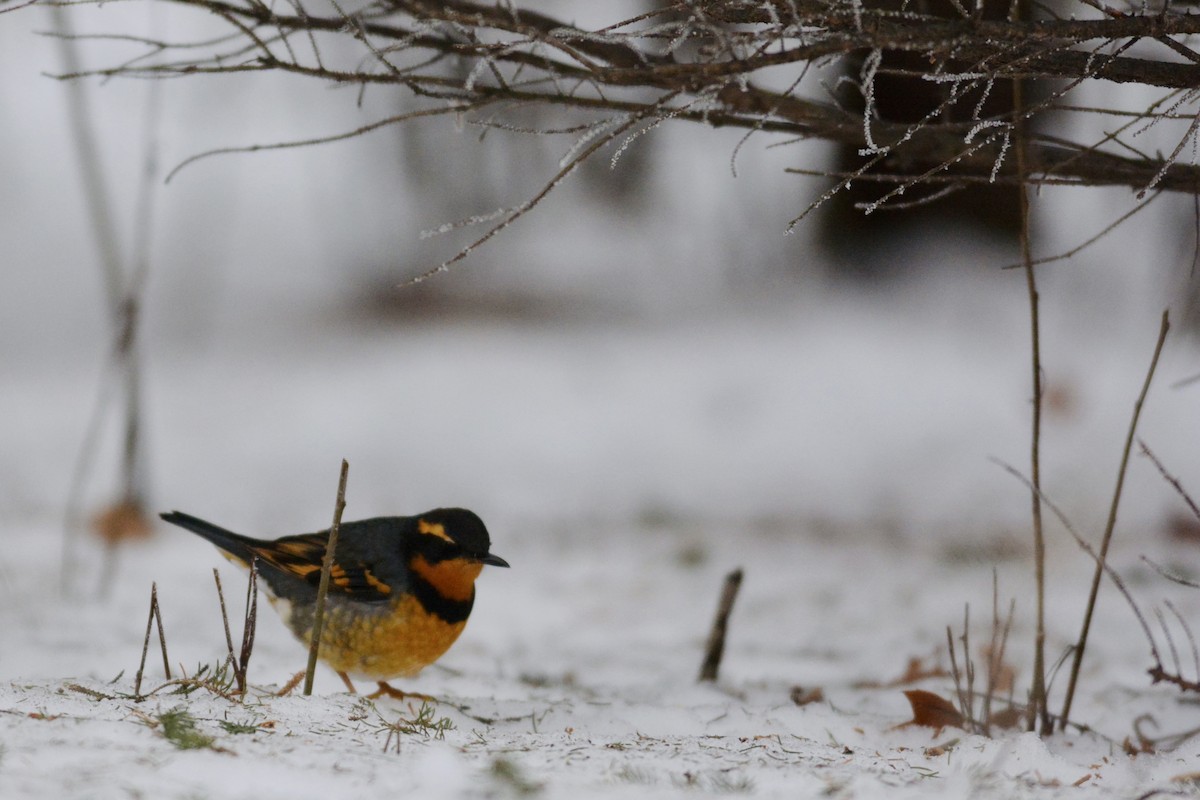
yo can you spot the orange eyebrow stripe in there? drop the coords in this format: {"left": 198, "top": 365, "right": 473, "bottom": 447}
{"left": 417, "top": 518, "right": 454, "bottom": 543}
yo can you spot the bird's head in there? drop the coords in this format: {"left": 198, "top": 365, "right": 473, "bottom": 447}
{"left": 407, "top": 508, "right": 508, "bottom": 601}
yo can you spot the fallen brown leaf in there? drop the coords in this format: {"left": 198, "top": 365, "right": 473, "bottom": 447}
{"left": 899, "top": 690, "right": 963, "bottom": 732}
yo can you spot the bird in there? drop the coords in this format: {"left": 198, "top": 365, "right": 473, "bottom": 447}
{"left": 159, "top": 507, "right": 508, "bottom": 699}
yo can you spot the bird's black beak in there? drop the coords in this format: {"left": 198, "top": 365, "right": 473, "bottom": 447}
{"left": 480, "top": 553, "right": 510, "bottom": 568}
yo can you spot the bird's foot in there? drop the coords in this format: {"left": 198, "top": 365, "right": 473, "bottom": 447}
{"left": 368, "top": 681, "right": 436, "bottom": 703}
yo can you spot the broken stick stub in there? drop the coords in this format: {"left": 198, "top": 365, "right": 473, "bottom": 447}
{"left": 698, "top": 568, "right": 744, "bottom": 682}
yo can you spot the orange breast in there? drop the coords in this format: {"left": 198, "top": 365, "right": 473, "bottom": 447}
{"left": 283, "top": 594, "right": 468, "bottom": 680}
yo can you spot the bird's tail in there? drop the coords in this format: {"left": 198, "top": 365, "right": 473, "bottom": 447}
{"left": 159, "top": 511, "right": 258, "bottom": 565}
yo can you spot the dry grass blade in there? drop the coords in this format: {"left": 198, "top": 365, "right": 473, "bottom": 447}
{"left": 213, "top": 569, "right": 237, "bottom": 672}
{"left": 135, "top": 582, "right": 171, "bottom": 696}
{"left": 983, "top": 574, "right": 997, "bottom": 726}
{"left": 154, "top": 585, "right": 171, "bottom": 680}
{"left": 1141, "top": 557, "right": 1200, "bottom": 590}
{"left": 946, "top": 624, "right": 970, "bottom": 730}
{"left": 212, "top": 558, "right": 260, "bottom": 696}
{"left": 960, "top": 606, "right": 977, "bottom": 732}
{"left": 944, "top": 594, "right": 1018, "bottom": 737}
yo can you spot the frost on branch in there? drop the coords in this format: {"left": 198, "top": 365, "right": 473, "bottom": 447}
{"left": 54, "top": 0, "right": 1200, "bottom": 239}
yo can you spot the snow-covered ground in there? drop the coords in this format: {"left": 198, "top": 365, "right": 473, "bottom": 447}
{"left": 4, "top": 305, "right": 1200, "bottom": 799}
{"left": 3, "top": 2, "right": 1200, "bottom": 798}
{"left": 3, "top": 483, "right": 1200, "bottom": 799}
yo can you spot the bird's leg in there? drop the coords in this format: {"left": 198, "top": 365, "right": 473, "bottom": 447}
{"left": 368, "top": 682, "right": 436, "bottom": 702}
{"left": 338, "top": 671, "right": 359, "bottom": 694}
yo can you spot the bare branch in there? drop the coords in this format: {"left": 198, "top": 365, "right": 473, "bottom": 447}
{"left": 28, "top": 0, "right": 1200, "bottom": 264}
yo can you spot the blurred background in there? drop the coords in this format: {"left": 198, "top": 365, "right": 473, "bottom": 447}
{"left": 2, "top": 0, "right": 1199, "bottom": 585}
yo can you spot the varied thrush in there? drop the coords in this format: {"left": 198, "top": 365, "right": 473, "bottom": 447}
{"left": 160, "top": 507, "right": 508, "bottom": 698}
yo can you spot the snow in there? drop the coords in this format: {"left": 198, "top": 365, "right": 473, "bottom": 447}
{"left": 3, "top": 2, "right": 1200, "bottom": 798}
{"left": 3, "top": 509, "right": 1200, "bottom": 798}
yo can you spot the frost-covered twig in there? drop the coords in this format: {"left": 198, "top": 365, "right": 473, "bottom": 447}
{"left": 31, "top": 0, "right": 1200, "bottom": 268}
